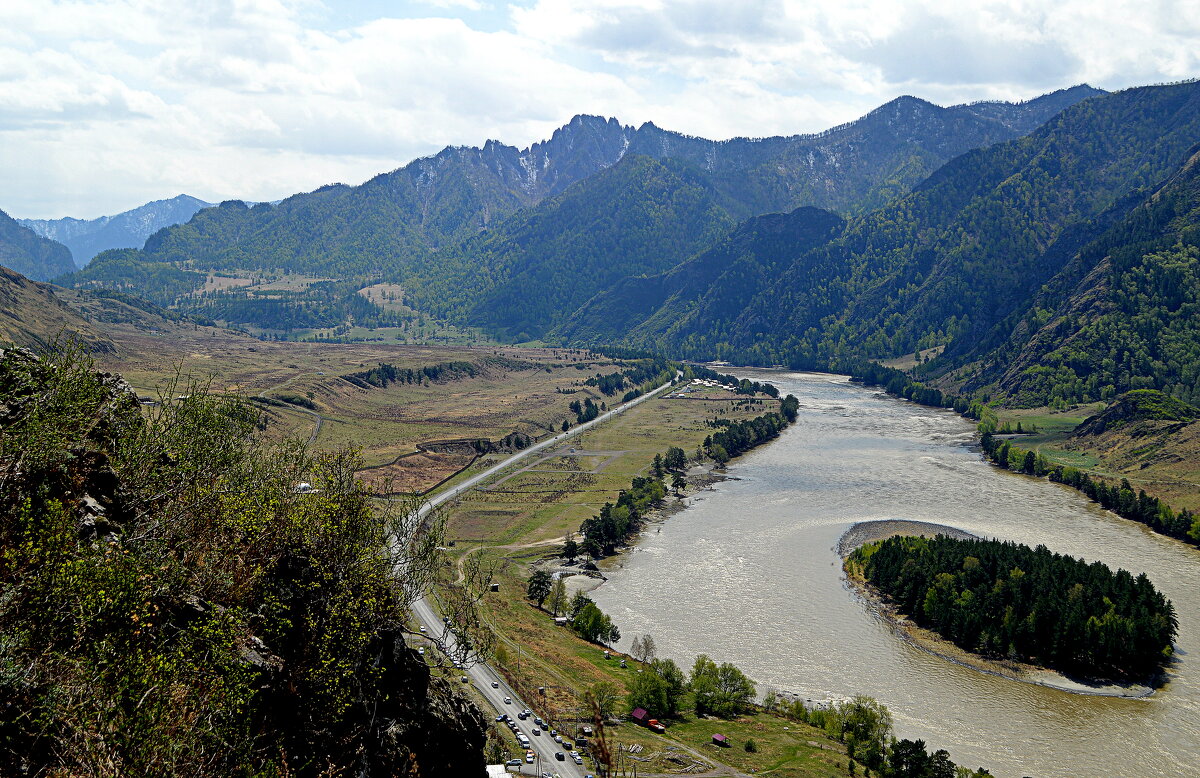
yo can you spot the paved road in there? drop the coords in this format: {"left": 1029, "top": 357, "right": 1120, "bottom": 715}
{"left": 411, "top": 376, "right": 679, "bottom": 776}
{"left": 411, "top": 597, "right": 590, "bottom": 777}
{"left": 420, "top": 376, "right": 679, "bottom": 513}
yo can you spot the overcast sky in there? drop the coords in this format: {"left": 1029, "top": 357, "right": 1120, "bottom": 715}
{"left": 4, "top": 0, "right": 1199, "bottom": 218}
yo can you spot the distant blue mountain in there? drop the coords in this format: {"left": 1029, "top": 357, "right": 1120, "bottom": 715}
{"left": 19, "top": 194, "right": 213, "bottom": 267}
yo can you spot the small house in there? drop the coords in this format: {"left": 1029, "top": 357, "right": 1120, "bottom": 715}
{"left": 631, "top": 708, "right": 649, "bottom": 726}
{"left": 712, "top": 733, "right": 729, "bottom": 747}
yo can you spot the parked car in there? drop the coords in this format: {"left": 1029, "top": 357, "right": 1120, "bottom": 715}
{"left": 573, "top": 755, "right": 583, "bottom": 765}
{"left": 505, "top": 758, "right": 522, "bottom": 767}
{"left": 525, "top": 752, "right": 535, "bottom": 763}
{"left": 460, "top": 675, "right": 469, "bottom": 683}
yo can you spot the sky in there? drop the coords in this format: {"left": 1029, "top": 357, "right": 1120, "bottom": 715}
{"left": 3, "top": 0, "right": 1200, "bottom": 219}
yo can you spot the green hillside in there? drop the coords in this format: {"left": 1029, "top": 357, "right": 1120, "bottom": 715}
{"left": 407, "top": 155, "right": 736, "bottom": 341}
{"left": 0, "top": 209, "right": 75, "bottom": 282}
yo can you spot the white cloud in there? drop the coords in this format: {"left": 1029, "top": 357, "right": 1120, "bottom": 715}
{"left": 1, "top": 0, "right": 1198, "bottom": 217}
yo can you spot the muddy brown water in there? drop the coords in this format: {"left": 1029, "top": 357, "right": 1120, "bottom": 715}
{"left": 591, "top": 371, "right": 1200, "bottom": 777}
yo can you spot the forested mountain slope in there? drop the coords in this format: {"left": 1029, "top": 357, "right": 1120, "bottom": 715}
{"left": 0, "top": 209, "right": 75, "bottom": 282}
{"left": 406, "top": 155, "right": 737, "bottom": 341}
{"left": 964, "top": 143, "right": 1200, "bottom": 407}
{"left": 625, "top": 84, "right": 1103, "bottom": 217}
{"left": 591, "top": 82, "right": 1200, "bottom": 372}
{"left": 555, "top": 206, "right": 845, "bottom": 347}
{"left": 19, "top": 194, "right": 212, "bottom": 267}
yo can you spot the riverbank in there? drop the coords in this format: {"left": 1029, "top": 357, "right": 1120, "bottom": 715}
{"left": 836, "top": 518, "right": 975, "bottom": 556}
{"left": 563, "top": 460, "right": 732, "bottom": 595}
{"left": 839, "top": 521, "right": 1155, "bottom": 699}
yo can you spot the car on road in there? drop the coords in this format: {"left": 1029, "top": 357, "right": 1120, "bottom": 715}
{"left": 573, "top": 755, "right": 583, "bottom": 765}
{"left": 553, "top": 734, "right": 562, "bottom": 743}
{"left": 491, "top": 681, "right": 499, "bottom": 688}
{"left": 504, "top": 697, "right": 511, "bottom": 704}
{"left": 554, "top": 751, "right": 565, "bottom": 761}
{"left": 525, "top": 752, "right": 535, "bottom": 763}
{"left": 531, "top": 728, "right": 540, "bottom": 736}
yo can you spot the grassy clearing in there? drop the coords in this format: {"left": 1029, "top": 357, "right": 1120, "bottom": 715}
{"left": 441, "top": 391, "right": 769, "bottom": 546}
{"left": 652, "top": 713, "right": 849, "bottom": 777}
{"left": 992, "top": 402, "right": 1200, "bottom": 512}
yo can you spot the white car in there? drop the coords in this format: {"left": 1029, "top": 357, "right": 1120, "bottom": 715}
{"left": 504, "top": 697, "right": 512, "bottom": 704}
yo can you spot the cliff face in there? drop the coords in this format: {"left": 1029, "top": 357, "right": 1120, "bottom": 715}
{"left": 0, "top": 347, "right": 486, "bottom": 777}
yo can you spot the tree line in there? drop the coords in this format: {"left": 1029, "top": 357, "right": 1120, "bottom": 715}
{"left": 979, "top": 432, "right": 1200, "bottom": 546}
{"left": 851, "top": 535, "right": 1177, "bottom": 680}
{"left": 702, "top": 395, "right": 799, "bottom": 463}
{"left": 852, "top": 360, "right": 1200, "bottom": 548}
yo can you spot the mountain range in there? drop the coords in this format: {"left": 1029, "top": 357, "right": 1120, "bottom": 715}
{"left": 13, "top": 80, "right": 1199, "bottom": 412}
{"left": 18, "top": 194, "right": 212, "bottom": 268}
{"left": 563, "top": 80, "right": 1200, "bottom": 411}
{"left": 62, "top": 85, "right": 1102, "bottom": 333}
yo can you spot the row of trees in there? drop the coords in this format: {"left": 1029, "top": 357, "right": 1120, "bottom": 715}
{"left": 854, "top": 361, "right": 1200, "bottom": 550}
{"left": 525, "top": 577, "right": 621, "bottom": 645}
{"left": 578, "top": 474, "right": 667, "bottom": 557}
{"left": 342, "top": 359, "right": 484, "bottom": 388}
{"left": 852, "top": 535, "right": 1178, "bottom": 680}
{"left": 584, "top": 357, "right": 677, "bottom": 396}
{"left": 980, "top": 431, "right": 1200, "bottom": 545}
{"left": 703, "top": 395, "right": 799, "bottom": 463}
{"left": 624, "top": 653, "right": 756, "bottom": 720}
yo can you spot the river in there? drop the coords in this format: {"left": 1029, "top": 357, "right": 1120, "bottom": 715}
{"left": 590, "top": 371, "right": 1200, "bottom": 777}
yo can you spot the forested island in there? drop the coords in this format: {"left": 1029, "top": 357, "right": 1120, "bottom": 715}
{"left": 849, "top": 535, "right": 1177, "bottom": 682}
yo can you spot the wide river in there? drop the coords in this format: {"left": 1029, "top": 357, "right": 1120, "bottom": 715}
{"left": 591, "top": 371, "right": 1200, "bottom": 777}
